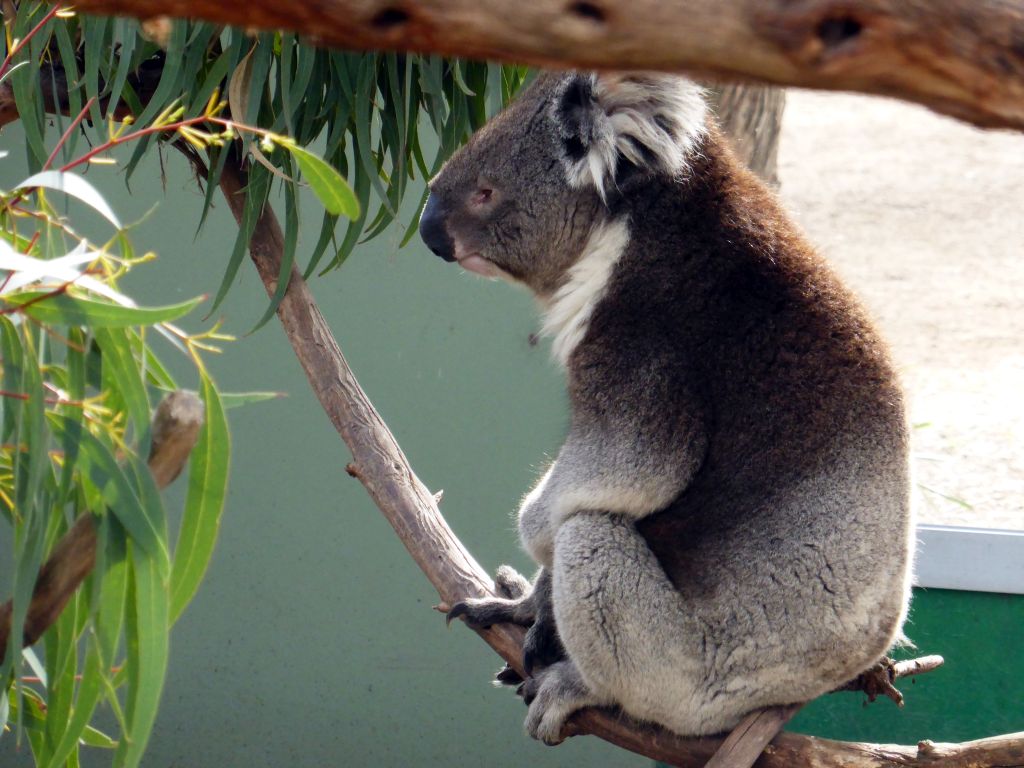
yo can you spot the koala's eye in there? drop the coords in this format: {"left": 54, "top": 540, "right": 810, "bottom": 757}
{"left": 470, "top": 187, "right": 494, "bottom": 208}
{"left": 468, "top": 177, "right": 495, "bottom": 208}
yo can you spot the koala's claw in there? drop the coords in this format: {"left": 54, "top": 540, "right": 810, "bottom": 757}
{"left": 444, "top": 601, "right": 472, "bottom": 627}
{"left": 447, "top": 566, "right": 540, "bottom": 630}
{"left": 495, "top": 664, "right": 523, "bottom": 686}
{"left": 446, "top": 596, "right": 528, "bottom": 630}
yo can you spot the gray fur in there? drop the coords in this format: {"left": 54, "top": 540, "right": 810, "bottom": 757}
{"left": 423, "top": 72, "right": 914, "bottom": 740}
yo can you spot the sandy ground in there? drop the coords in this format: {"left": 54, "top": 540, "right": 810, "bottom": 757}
{"left": 777, "top": 91, "right": 1024, "bottom": 530}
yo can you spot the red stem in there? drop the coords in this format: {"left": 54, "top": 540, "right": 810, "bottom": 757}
{"left": 44, "top": 96, "right": 98, "bottom": 170}
{"left": 0, "top": 281, "right": 70, "bottom": 315}
{"left": 57, "top": 116, "right": 257, "bottom": 173}
{"left": 0, "top": 4, "right": 63, "bottom": 81}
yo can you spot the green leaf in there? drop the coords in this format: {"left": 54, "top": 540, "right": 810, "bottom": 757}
{"left": 169, "top": 371, "right": 229, "bottom": 624}
{"left": 0, "top": 319, "right": 50, "bottom": 685}
{"left": 41, "top": 644, "right": 107, "bottom": 768}
{"left": 220, "top": 390, "right": 283, "bottom": 409}
{"left": 81, "top": 15, "right": 111, "bottom": 128}
{"left": 5, "top": 292, "right": 202, "bottom": 329}
{"left": 451, "top": 59, "right": 475, "bottom": 96}
{"left": 114, "top": 547, "right": 169, "bottom": 768}
{"left": 249, "top": 156, "right": 299, "bottom": 333}
{"left": 41, "top": 590, "right": 81, "bottom": 765}
{"left": 80, "top": 725, "right": 118, "bottom": 750}
{"left": 285, "top": 144, "right": 360, "bottom": 220}
{"left": 302, "top": 211, "right": 339, "bottom": 277}
{"left": 103, "top": 18, "right": 137, "bottom": 123}
{"left": 95, "top": 327, "right": 152, "bottom": 448}
{"left": 210, "top": 161, "right": 270, "bottom": 315}
{"left": 19, "top": 171, "right": 122, "bottom": 229}
{"left": 52, "top": 418, "right": 169, "bottom": 567}
{"left": 94, "top": 515, "right": 129, "bottom": 667}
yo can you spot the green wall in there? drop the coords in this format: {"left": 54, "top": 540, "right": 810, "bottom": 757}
{"left": 0, "top": 126, "right": 646, "bottom": 767}
{"left": 2, "top": 126, "right": 1021, "bottom": 767}
{"left": 792, "top": 588, "right": 1024, "bottom": 742}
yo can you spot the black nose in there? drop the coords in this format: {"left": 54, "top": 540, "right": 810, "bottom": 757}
{"left": 419, "top": 193, "right": 455, "bottom": 262}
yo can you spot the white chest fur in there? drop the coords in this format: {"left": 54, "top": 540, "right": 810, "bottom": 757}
{"left": 541, "top": 218, "right": 630, "bottom": 367}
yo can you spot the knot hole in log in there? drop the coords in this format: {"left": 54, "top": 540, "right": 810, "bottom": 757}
{"left": 567, "top": 2, "right": 606, "bottom": 24}
{"left": 817, "top": 15, "right": 864, "bottom": 48}
{"left": 372, "top": 7, "right": 411, "bottom": 30}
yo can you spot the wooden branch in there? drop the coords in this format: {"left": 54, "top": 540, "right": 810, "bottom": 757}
{"left": 0, "top": 391, "right": 203, "bottom": 664}
{"left": 44, "top": 0, "right": 1024, "bottom": 132}
{"left": 705, "top": 84, "right": 786, "bottom": 188}
{"left": 705, "top": 705, "right": 803, "bottom": 768}
{"left": 703, "top": 657, "right": 946, "bottom": 768}
{"left": 216, "top": 157, "right": 1024, "bottom": 767}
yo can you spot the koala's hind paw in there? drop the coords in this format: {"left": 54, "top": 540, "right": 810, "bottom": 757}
{"left": 493, "top": 614, "right": 566, "bottom": 688}
{"left": 521, "top": 661, "right": 602, "bottom": 746}
{"left": 523, "top": 612, "right": 565, "bottom": 675}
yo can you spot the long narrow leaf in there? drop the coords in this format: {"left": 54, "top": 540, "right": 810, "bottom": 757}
{"left": 52, "top": 418, "right": 169, "bottom": 566}
{"left": 114, "top": 548, "right": 169, "bottom": 768}
{"left": 95, "top": 327, "right": 151, "bottom": 447}
{"left": 6, "top": 292, "right": 202, "bottom": 329}
{"left": 286, "top": 145, "right": 359, "bottom": 220}
{"left": 19, "top": 172, "right": 122, "bottom": 229}
{"left": 169, "top": 371, "right": 229, "bottom": 623}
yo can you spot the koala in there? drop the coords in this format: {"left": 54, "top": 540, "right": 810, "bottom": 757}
{"left": 419, "top": 72, "right": 914, "bottom": 743}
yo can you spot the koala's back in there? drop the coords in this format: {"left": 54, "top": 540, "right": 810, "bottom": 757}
{"left": 580, "top": 131, "right": 913, "bottom": 690}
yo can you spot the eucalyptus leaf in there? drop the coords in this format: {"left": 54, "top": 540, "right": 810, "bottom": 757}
{"left": 5, "top": 292, "right": 202, "bottom": 329}
{"left": 18, "top": 172, "right": 122, "bottom": 229}
{"left": 169, "top": 372, "right": 229, "bottom": 624}
{"left": 286, "top": 144, "right": 360, "bottom": 220}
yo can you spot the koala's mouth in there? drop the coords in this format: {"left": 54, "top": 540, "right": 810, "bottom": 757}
{"left": 457, "top": 254, "right": 507, "bottom": 280}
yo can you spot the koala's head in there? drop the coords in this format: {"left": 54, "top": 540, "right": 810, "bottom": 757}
{"left": 419, "top": 72, "right": 707, "bottom": 298}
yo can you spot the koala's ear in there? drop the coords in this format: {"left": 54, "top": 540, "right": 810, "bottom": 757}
{"left": 554, "top": 75, "right": 601, "bottom": 163}
{"left": 553, "top": 73, "right": 708, "bottom": 202}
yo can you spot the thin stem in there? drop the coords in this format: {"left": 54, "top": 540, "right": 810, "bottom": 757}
{"left": 44, "top": 96, "right": 98, "bottom": 170}
{"left": 0, "top": 4, "right": 63, "bottom": 81}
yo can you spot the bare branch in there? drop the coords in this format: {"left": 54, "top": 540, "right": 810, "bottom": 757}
{"left": 44, "top": 0, "right": 1024, "bottom": 131}
{"left": 704, "top": 658, "right": 947, "bottom": 768}
{"left": 705, "top": 705, "right": 803, "bottom": 768}
{"left": 0, "top": 391, "right": 203, "bottom": 663}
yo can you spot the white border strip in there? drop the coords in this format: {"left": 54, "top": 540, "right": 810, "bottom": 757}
{"left": 914, "top": 524, "right": 1024, "bottom": 595}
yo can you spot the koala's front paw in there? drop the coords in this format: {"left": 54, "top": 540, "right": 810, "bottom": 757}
{"left": 446, "top": 566, "right": 537, "bottom": 630}
{"left": 494, "top": 564, "right": 531, "bottom": 599}
{"left": 520, "top": 660, "right": 597, "bottom": 746}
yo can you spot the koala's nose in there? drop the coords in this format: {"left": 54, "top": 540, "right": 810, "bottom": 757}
{"left": 419, "top": 194, "right": 456, "bottom": 262}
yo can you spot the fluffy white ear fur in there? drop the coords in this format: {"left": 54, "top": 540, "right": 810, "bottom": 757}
{"left": 558, "top": 73, "right": 707, "bottom": 201}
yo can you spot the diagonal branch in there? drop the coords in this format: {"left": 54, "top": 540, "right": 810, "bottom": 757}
{"left": 45, "top": 0, "right": 1024, "bottom": 132}
{"left": 217, "top": 157, "right": 1024, "bottom": 768}
{"left": 0, "top": 390, "right": 203, "bottom": 664}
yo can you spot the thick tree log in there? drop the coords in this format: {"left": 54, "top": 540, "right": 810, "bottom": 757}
{"left": 46, "top": 0, "right": 1024, "bottom": 132}
{"left": 216, "top": 159, "right": 1023, "bottom": 767}
{"left": 706, "top": 84, "right": 786, "bottom": 188}
{"left": 0, "top": 391, "right": 203, "bottom": 664}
